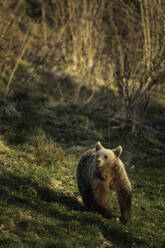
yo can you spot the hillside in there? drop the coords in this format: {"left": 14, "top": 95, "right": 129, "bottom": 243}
{"left": 0, "top": 80, "right": 165, "bottom": 247}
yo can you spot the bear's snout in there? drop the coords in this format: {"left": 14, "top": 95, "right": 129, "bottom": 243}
{"left": 96, "top": 158, "right": 102, "bottom": 167}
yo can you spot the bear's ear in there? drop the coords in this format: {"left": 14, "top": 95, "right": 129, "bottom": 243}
{"left": 113, "top": 146, "right": 122, "bottom": 157}
{"left": 96, "top": 141, "right": 104, "bottom": 151}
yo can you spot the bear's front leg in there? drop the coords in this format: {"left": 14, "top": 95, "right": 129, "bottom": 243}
{"left": 92, "top": 179, "right": 111, "bottom": 218}
{"left": 81, "top": 187, "right": 94, "bottom": 211}
{"left": 117, "top": 189, "right": 132, "bottom": 223}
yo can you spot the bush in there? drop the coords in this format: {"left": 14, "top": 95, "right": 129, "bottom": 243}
{"left": 32, "top": 129, "right": 65, "bottom": 167}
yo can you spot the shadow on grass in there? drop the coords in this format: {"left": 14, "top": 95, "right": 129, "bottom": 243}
{"left": 0, "top": 172, "right": 147, "bottom": 248}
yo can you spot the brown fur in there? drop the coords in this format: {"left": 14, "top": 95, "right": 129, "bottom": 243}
{"left": 76, "top": 142, "right": 132, "bottom": 223}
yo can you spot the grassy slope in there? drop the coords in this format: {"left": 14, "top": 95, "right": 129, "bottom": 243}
{"left": 0, "top": 83, "right": 165, "bottom": 248}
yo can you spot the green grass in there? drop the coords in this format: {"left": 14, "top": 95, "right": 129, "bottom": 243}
{"left": 0, "top": 139, "right": 164, "bottom": 248}
{"left": 0, "top": 83, "right": 165, "bottom": 247}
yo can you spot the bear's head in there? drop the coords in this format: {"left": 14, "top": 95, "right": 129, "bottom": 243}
{"left": 95, "top": 141, "right": 122, "bottom": 170}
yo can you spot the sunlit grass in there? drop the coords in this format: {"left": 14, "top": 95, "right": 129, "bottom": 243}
{"left": 0, "top": 137, "right": 164, "bottom": 248}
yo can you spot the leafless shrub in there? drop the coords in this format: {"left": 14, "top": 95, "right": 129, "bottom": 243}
{"left": 107, "top": 0, "right": 165, "bottom": 131}
{"left": 52, "top": 0, "right": 106, "bottom": 103}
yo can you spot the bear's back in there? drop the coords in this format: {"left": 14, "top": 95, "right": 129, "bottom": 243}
{"left": 76, "top": 148, "right": 96, "bottom": 189}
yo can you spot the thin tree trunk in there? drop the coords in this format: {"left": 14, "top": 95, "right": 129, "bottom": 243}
{"left": 5, "top": 29, "right": 31, "bottom": 95}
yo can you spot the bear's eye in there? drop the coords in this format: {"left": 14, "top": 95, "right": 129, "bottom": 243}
{"left": 104, "top": 155, "right": 108, "bottom": 159}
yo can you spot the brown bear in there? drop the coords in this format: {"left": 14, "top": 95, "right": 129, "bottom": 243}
{"left": 76, "top": 141, "right": 132, "bottom": 223}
